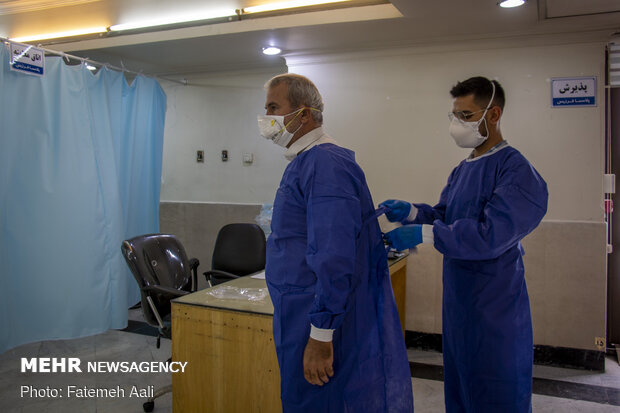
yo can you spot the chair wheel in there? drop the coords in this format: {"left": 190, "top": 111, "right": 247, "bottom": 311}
{"left": 143, "top": 400, "right": 154, "bottom": 412}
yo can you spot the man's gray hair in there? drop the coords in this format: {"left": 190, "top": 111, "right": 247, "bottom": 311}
{"left": 265, "top": 73, "right": 324, "bottom": 124}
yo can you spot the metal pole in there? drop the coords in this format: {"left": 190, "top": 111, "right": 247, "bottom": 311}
{"left": 1, "top": 36, "right": 187, "bottom": 85}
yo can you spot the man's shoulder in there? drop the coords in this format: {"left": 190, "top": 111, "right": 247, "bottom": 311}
{"left": 298, "top": 144, "right": 366, "bottom": 185}
{"left": 496, "top": 146, "right": 546, "bottom": 189}
{"left": 304, "top": 142, "right": 355, "bottom": 164}
{"left": 497, "top": 145, "right": 534, "bottom": 168}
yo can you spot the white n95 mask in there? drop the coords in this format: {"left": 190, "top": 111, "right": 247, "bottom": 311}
{"left": 449, "top": 80, "right": 496, "bottom": 148}
{"left": 257, "top": 108, "right": 304, "bottom": 148}
{"left": 449, "top": 116, "right": 489, "bottom": 148}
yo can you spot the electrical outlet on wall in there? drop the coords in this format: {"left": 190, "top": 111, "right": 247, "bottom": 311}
{"left": 243, "top": 153, "right": 253, "bottom": 165}
{"left": 196, "top": 150, "right": 204, "bottom": 163}
{"left": 221, "top": 150, "right": 228, "bottom": 162}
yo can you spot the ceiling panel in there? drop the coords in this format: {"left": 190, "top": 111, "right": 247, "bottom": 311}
{"left": 0, "top": 0, "right": 99, "bottom": 15}
{"left": 544, "top": 0, "right": 620, "bottom": 18}
{"left": 3, "top": 0, "right": 619, "bottom": 77}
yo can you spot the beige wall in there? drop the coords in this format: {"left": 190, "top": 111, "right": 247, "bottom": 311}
{"left": 160, "top": 202, "right": 608, "bottom": 351}
{"left": 285, "top": 37, "right": 609, "bottom": 351}
{"left": 160, "top": 68, "right": 288, "bottom": 204}
{"left": 286, "top": 39, "right": 606, "bottom": 221}
{"left": 406, "top": 221, "right": 607, "bottom": 351}
{"left": 160, "top": 34, "right": 611, "bottom": 352}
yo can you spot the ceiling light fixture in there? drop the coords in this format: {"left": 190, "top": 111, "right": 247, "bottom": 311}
{"left": 262, "top": 46, "right": 282, "bottom": 55}
{"left": 242, "top": 0, "right": 351, "bottom": 14}
{"left": 10, "top": 26, "right": 108, "bottom": 43}
{"left": 498, "top": 0, "right": 526, "bottom": 8}
{"left": 109, "top": 9, "right": 236, "bottom": 31}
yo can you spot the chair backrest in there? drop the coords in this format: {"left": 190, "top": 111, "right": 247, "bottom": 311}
{"left": 121, "top": 233, "right": 193, "bottom": 329}
{"left": 212, "top": 223, "right": 266, "bottom": 276}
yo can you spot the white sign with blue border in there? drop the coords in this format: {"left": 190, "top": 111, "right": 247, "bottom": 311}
{"left": 551, "top": 76, "right": 596, "bottom": 107}
{"left": 9, "top": 42, "right": 45, "bottom": 76}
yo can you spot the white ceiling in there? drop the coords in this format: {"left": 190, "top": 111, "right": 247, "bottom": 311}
{"left": 2, "top": 0, "right": 619, "bottom": 76}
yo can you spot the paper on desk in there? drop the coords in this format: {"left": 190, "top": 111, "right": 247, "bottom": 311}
{"left": 251, "top": 271, "right": 265, "bottom": 279}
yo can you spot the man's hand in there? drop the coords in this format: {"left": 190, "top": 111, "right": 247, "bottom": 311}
{"left": 379, "top": 199, "right": 412, "bottom": 222}
{"left": 384, "top": 224, "right": 423, "bottom": 251}
{"left": 303, "top": 337, "right": 334, "bottom": 386}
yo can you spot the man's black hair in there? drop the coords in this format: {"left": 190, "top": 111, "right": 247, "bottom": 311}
{"left": 450, "top": 76, "right": 505, "bottom": 111}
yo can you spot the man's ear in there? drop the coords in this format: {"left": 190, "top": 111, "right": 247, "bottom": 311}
{"left": 299, "top": 107, "right": 310, "bottom": 123}
{"left": 488, "top": 106, "right": 502, "bottom": 125}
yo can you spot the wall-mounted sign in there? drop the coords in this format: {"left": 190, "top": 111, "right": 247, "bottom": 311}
{"left": 551, "top": 76, "right": 596, "bottom": 107}
{"left": 9, "top": 42, "right": 45, "bottom": 76}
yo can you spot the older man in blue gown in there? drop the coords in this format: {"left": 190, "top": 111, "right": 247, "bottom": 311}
{"left": 259, "top": 73, "right": 414, "bottom": 412}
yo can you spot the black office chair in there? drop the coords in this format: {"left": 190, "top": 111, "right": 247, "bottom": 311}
{"left": 204, "top": 223, "right": 266, "bottom": 286}
{"left": 121, "top": 233, "right": 199, "bottom": 413}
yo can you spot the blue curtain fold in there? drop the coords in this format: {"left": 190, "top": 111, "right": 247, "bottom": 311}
{"left": 0, "top": 45, "right": 167, "bottom": 354}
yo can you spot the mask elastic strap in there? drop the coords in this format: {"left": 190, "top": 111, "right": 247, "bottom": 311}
{"left": 280, "top": 106, "right": 323, "bottom": 133}
{"left": 280, "top": 108, "right": 305, "bottom": 134}
{"left": 479, "top": 80, "right": 496, "bottom": 137}
{"left": 485, "top": 80, "right": 496, "bottom": 111}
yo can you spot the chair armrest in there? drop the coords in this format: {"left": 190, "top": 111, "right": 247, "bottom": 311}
{"left": 203, "top": 270, "right": 241, "bottom": 279}
{"left": 203, "top": 270, "right": 240, "bottom": 287}
{"left": 189, "top": 258, "right": 200, "bottom": 292}
{"left": 143, "top": 285, "right": 190, "bottom": 298}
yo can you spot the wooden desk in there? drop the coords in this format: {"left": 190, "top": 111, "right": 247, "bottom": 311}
{"left": 171, "top": 256, "right": 407, "bottom": 413}
{"left": 388, "top": 254, "right": 408, "bottom": 333}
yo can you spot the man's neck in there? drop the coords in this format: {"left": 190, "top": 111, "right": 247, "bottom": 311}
{"left": 473, "top": 132, "right": 503, "bottom": 158}
{"left": 286, "top": 124, "right": 320, "bottom": 148}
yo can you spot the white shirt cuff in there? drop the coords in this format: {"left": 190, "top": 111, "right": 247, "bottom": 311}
{"left": 404, "top": 204, "right": 418, "bottom": 223}
{"left": 310, "top": 324, "right": 334, "bottom": 342}
{"left": 422, "top": 224, "right": 434, "bottom": 244}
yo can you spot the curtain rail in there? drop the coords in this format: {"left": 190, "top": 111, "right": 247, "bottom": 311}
{"left": 1, "top": 37, "right": 187, "bottom": 85}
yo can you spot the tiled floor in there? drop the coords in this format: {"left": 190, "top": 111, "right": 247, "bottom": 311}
{"left": 407, "top": 348, "right": 620, "bottom": 412}
{"left": 1, "top": 309, "right": 619, "bottom": 412}
{"left": 0, "top": 330, "right": 172, "bottom": 413}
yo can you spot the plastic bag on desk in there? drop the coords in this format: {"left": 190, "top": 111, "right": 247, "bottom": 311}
{"left": 255, "top": 203, "right": 273, "bottom": 237}
{"left": 207, "top": 285, "right": 268, "bottom": 302}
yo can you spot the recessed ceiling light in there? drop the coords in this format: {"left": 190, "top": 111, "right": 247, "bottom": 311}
{"left": 498, "top": 0, "right": 526, "bottom": 8}
{"left": 263, "top": 46, "right": 282, "bottom": 55}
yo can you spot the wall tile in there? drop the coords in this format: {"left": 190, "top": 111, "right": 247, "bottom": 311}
{"left": 162, "top": 204, "right": 608, "bottom": 351}
{"left": 160, "top": 202, "right": 262, "bottom": 290}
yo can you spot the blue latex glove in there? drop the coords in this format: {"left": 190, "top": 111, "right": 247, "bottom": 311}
{"left": 384, "top": 225, "right": 423, "bottom": 251}
{"left": 379, "top": 199, "right": 412, "bottom": 222}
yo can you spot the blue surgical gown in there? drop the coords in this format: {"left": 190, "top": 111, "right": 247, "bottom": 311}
{"left": 412, "top": 144, "right": 548, "bottom": 413}
{"left": 266, "top": 143, "right": 414, "bottom": 412}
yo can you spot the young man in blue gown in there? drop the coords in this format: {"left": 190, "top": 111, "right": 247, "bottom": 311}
{"left": 381, "top": 77, "right": 548, "bottom": 413}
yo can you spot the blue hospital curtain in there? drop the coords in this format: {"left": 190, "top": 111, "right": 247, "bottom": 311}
{"left": 0, "top": 45, "right": 166, "bottom": 353}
